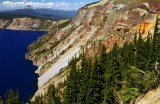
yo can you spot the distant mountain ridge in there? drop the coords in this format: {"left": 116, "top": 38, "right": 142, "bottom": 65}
{"left": 0, "top": 8, "right": 77, "bottom": 20}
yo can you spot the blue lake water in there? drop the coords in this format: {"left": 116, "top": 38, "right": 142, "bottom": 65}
{"left": 0, "top": 29, "right": 45, "bottom": 102}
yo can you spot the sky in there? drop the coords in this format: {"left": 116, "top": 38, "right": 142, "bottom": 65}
{"left": 0, "top": 0, "right": 99, "bottom": 11}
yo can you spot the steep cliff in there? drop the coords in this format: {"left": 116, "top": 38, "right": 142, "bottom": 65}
{"left": 26, "top": 0, "right": 160, "bottom": 102}
{"left": 0, "top": 17, "right": 55, "bottom": 31}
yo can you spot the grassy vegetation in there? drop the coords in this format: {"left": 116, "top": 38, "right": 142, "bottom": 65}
{"left": 57, "top": 21, "right": 70, "bottom": 29}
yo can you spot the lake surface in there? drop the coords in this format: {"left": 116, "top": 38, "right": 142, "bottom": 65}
{"left": 0, "top": 29, "right": 45, "bottom": 102}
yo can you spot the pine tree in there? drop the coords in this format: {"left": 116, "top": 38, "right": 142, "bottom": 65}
{"left": 103, "top": 55, "right": 115, "bottom": 104}
{"left": 143, "top": 34, "right": 151, "bottom": 70}
{"left": 150, "top": 17, "right": 160, "bottom": 68}
{"left": 33, "top": 96, "right": 43, "bottom": 104}
{"left": 86, "top": 59, "right": 104, "bottom": 104}
{"left": 64, "top": 59, "right": 81, "bottom": 104}
{"left": 100, "top": 45, "right": 107, "bottom": 102}
{"left": 100, "top": 45, "right": 107, "bottom": 73}
{"left": 78, "top": 57, "right": 91, "bottom": 103}
{"left": 111, "top": 44, "right": 122, "bottom": 102}
{"left": 5, "top": 89, "right": 19, "bottom": 104}
{"left": 47, "top": 85, "right": 61, "bottom": 104}
{"left": 150, "top": 16, "right": 160, "bottom": 82}
{"left": 154, "top": 17, "right": 160, "bottom": 63}
{"left": 135, "top": 35, "right": 145, "bottom": 70}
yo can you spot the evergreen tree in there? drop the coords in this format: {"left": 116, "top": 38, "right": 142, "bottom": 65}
{"left": 86, "top": 59, "right": 104, "bottom": 104}
{"left": 99, "top": 45, "right": 108, "bottom": 102}
{"left": 143, "top": 35, "right": 151, "bottom": 70}
{"left": 150, "top": 17, "right": 160, "bottom": 68}
{"left": 135, "top": 35, "right": 145, "bottom": 70}
{"left": 64, "top": 59, "right": 81, "bottom": 104}
{"left": 151, "top": 17, "right": 160, "bottom": 82}
{"left": 103, "top": 55, "right": 115, "bottom": 104}
{"left": 5, "top": 89, "right": 19, "bottom": 104}
{"left": 111, "top": 44, "right": 122, "bottom": 102}
{"left": 33, "top": 96, "right": 43, "bottom": 104}
{"left": 78, "top": 57, "right": 91, "bottom": 103}
{"left": 47, "top": 85, "right": 61, "bottom": 104}
{"left": 100, "top": 45, "right": 107, "bottom": 73}
{"left": 27, "top": 96, "right": 32, "bottom": 104}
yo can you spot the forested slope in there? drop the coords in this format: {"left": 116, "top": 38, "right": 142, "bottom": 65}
{"left": 28, "top": 16, "right": 160, "bottom": 104}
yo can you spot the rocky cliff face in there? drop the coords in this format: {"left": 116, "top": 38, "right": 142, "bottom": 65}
{"left": 26, "top": 0, "right": 160, "bottom": 101}
{"left": 7, "top": 18, "right": 41, "bottom": 30}
{"left": 0, "top": 19, "right": 10, "bottom": 28}
{"left": 0, "top": 17, "right": 55, "bottom": 30}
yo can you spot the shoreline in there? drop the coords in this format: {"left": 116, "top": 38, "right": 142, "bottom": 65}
{"left": 0, "top": 30, "right": 44, "bottom": 102}
{"left": 0, "top": 28, "right": 48, "bottom": 32}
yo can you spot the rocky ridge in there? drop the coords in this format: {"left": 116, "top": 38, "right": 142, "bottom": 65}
{"left": 0, "top": 17, "right": 56, "bottom": 31}
{"left": 26, "top": 0, "right": 160, "bottom": 101}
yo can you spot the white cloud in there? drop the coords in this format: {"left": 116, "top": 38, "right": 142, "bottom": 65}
{"left": 2, "top": 1, "right": 70, "bottom": 9}
{"left": 1, "top": 1, "right": 85, "bottom": 10}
